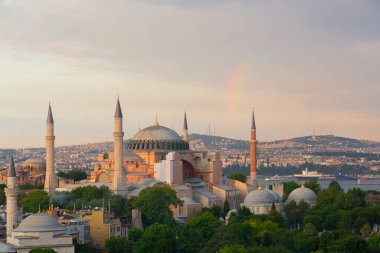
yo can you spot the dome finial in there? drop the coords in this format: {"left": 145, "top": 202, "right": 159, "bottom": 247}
{"left": 258, "top": 185, "right": 262, "bottom": 190}
{"left": 301, "top": 183, "right": 305, "bottom": 188}
{"left": 154, "top": 115, "right": 159, "bottom": 126}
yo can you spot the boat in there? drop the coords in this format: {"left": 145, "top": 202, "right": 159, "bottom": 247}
{"left": 265, "top": 175, "right": 285, "bottom": 181}
{"left": 294, "top": 168, "right": 321, "bottom": 180}
{"left": 294, "top": 169, "right": 356, "bottom": 181}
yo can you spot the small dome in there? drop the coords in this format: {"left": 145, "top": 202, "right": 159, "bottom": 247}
{"left": 14, "top": 214, "right": 65, "bottom": 232}
{"left": 132, "top": 125, "right": 181, "bottom": 141}
{"left": 22, "top": 157, "right": 46, "bottom": 165}
{"left": 267, "top": 190, "right": 282, "bottom": 203}
{"left": 286, "top": 187, "right": 317, "bottom": 206}
{"left": 244, "top": 189, "right": 275, "bottom": 206}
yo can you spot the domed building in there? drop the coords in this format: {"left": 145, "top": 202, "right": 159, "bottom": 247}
{"left": 243, "top": 186, "right": 283, "bottom": 214}
{"left": 0, "top": 155, "right": 45, "bottom": 186}
{"left": 90, "top": 116, "right": 222, "bottom": 186}
{"left": 286, "top": 186, "right": 318, "bottom": 207}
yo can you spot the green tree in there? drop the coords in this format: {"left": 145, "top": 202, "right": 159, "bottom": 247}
{"left": 128, "top": 227, "right": 143, "bottom": 242}
{"left": 57, "top": 170, "right": 88, "bottom": 181}
{"left": 133, "top": 186, "right": 182, "bottom": 226}
{"left": 20, "top": 190, "right": 49, "bottom": 213}
{"left": 223, "top": 199, "right": 230, "bottom": 217}
{"left": 135, "top": 224, "right": 175, "bottom": 253}
{"left": 368, "top": 235, "right": 380, "bottom": 252}
{"left": 328, "top": 180, "right": 343, "bottom": 192}
{"left": 327, "top": 235, "right": 368, "bottom": 253}
{"left": 179, "top": 211, "right": 221, "bottom": 253}
{"left": 0, "top": 184, "right": 6, "bottom": 205}
{"left": 74, "top": 243, "right": 92, "bottom": 253}
{"left": 227, "top": 173, "right": 247, "bottom": 183}
{"left": 29, "top": 249, "right": 57, "bottom": 253}
{"left": 304, "top": 180, "right": 321, "bottom": 193}
{"left": 219, "top": 244, "right": 248, "bottom": 253}
{"left": 283, "top": 182, "right": 299, "bottom": 199}
{"left": 105, "top": 236, "right": 132, "bottom": 253}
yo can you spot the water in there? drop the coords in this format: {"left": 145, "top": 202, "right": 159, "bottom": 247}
{"left": 262, "top": 177, "right": 380, "bottom": 192}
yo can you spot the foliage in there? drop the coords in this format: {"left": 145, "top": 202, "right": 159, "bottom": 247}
{"left": 133, "top": 186, "right": 182, "bottom": 226}
{"left": 283, "top": 182, "right": 299, "bottom": 199}
{"left": 202, "top": 205, "right": 222, "bottom": 218}
{"left": 219, "top": 244, "right": 248, "bottom": 253}
{"left": 128, "top": 227, "right": 144, "bottom": 242}
{"left": 105, "top": 236, "right": 132, "bottom": 253}
{"left": 20, "top": 190, "right": 49, "bottom": 213}
{"left": 326, "top": 234, "right": 368, "bottom": 253}
{"left": 223, "top": 199, "right": 230, "bottom": 217}
{"left": 179, "top": 211, "right": 221, "bottom": 253}
{"left": 29, "top": 249, "right": 57, "bottom": 253}
{"left": 74, "top": 243, "right": 92, "bottom": 253}
{"left": 0, "top": 184, "right": 6, "bottom": 205}
{"left": 20, "top": 183, "right": 44, "bottom": 190}
{"left": 57, "top": 169, "right": 88, "bottom": 181}
{"left": 227, "top": 172, "right": 247, "bottom": 183}
{"left": 304, "top": 180, "right": 321, "bottom": 193}
{"left": 368, "top": 235, "right": 380, "bottom": 252}
{"left": 134, "top": 224, "right": 175, "bottom": 253}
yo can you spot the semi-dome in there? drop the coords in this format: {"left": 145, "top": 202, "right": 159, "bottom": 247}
{"left": 244, "top": 189, "right": 275, "bottom": 206}
{"left": 286, "top": 186, "right": 317, "bottom": 206}
{"left": 22, "top": 157, "right": 46, "bottom": 165}
{"left": 126, "top": 124, "right": 189, "bottom": 151}
{"left": 14, "top": 214, "right": 65, "bottom": 232}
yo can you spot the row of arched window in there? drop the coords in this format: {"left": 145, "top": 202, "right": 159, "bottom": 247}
{"left": 126, "top": 141, "right": 189, "bottom": 151}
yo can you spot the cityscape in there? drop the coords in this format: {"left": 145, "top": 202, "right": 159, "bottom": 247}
{"left": 1, "top": 1, "right": 380, "bottom": 253}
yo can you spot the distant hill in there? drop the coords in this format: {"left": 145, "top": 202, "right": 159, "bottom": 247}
{"left": 188, "top": 134, "right": 380, "bottom": 152}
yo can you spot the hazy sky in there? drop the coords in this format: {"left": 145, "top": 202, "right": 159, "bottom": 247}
{"left": 1, "top": 0, "right": 379, "bottom": 148}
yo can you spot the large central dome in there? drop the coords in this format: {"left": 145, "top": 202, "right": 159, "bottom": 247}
{"left": 126, "top": 124, "right": 189, "bottom": 151}
{"left": 132, "top": 125, "right": 182, "bottom": 141}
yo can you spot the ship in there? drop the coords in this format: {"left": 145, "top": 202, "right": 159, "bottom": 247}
{"left": 294, "top": 169, "right": 356, "bottom": 181}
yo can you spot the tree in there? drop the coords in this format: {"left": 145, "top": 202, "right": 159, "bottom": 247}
{"left": 219, "top": 244, "right": 248, "bottom": 253}
{"left": 29, "top": 249, "right": 57, "bottom": 253}
{"left": 20, "top": 190, "right": 49, "bottom": 213}
{"left": 0, "top": 184, "right": 6, "bottom": 205}
{"left": 57, "top": 169, "right": 88, "bottom": 181}
{"left": 223, "top": 199, "right": 230, "bottom": 217}
{"left": 328, "top": 181, "right": 343, "bottom": 192}
{"left": 179, "top": 211, "right": 221, "bottom": 253}
{"left": 283, "top": 182, "right": 299, "bottom": 199}
{"left": 327, "top": 235, "right": 368, "bottom": 253}
{"left": 135, "top": 224, "right": 175, "bottom": 253}
{"left": 74, "top": 243, "right": 92, "bottom": 253}
{"left": 227, "top": 173, "right": 247, "bottom": 183}
{"left": 128, "top": 227, "right": 143, "bottom": 242}
{"left": 105, "top": 236, "right": 132, "bottom": 253}
{"left": 133, "top": 186, "right": 182, "bottom": 226}
{"left": 368, "top": 235, "right": 380, "bottom": 252}
{"left": 304, "top": 180, "right": 321, "bottom": 193}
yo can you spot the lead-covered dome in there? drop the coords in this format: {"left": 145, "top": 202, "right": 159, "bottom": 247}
{"left": 286, "top": 187, "right": 317, "bottom": 206}
{"left": 22, "top": 157, "right": 45, "bottom": 165}
{"left": 244, "top": 189, "right": 275, "bottom": 206}
{"left": 126, "top": 125, "right": 189, "bottom": 151}
{"left": 14, "top": 214, "right": 65, "bottom": 232}
{"left": 133, "top": 125, "right": 181, "bottom": 141}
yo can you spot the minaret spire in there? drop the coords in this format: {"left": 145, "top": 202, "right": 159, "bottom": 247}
{"left": 249, "top": 107, "right": 257, "bottom": 183}
{"left": 111, "top": 98, "right": 126, "bottom": 195}
{"left": 44, "top": 102, "right": 57, "bottom": 194}
{"left": 5, "top": 154, "right": 18, "bottom": 237}
{"left": 183, "top": 110, "right": 188, "bottom": 142}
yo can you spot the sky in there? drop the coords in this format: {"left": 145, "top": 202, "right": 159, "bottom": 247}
{"left": 0, "top": 0, "right": 379, "bottom": 148}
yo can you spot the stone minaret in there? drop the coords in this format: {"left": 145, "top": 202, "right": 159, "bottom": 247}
{"left": 5, "top": 155, "right": 18, "bottom": 237}
{"left": 250, "top": 108, "right": 257, "bottom": 181}
{"left": 183, "top": 110, "right": 188, "bottom": 142}
{"left": 44, "top": 103, "right": 57, "bottom": 194}
{"left": 111, "top": 99, "right": 126, "bottom": 195}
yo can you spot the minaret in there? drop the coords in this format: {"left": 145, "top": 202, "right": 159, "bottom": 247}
{"left": 183, "top": 110, "right": 188, "bottom": 142}
{"left": 111, "top": 98, "right": 126, "bottom": 195}
{"left": 249, "top": 108, "right": 257, "bottom": 181}
{"left": 5, "top": 155, "right": 18, "bottom": 237}
{"left": 44, "top": 103, "right": 57, "bottom": 194}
